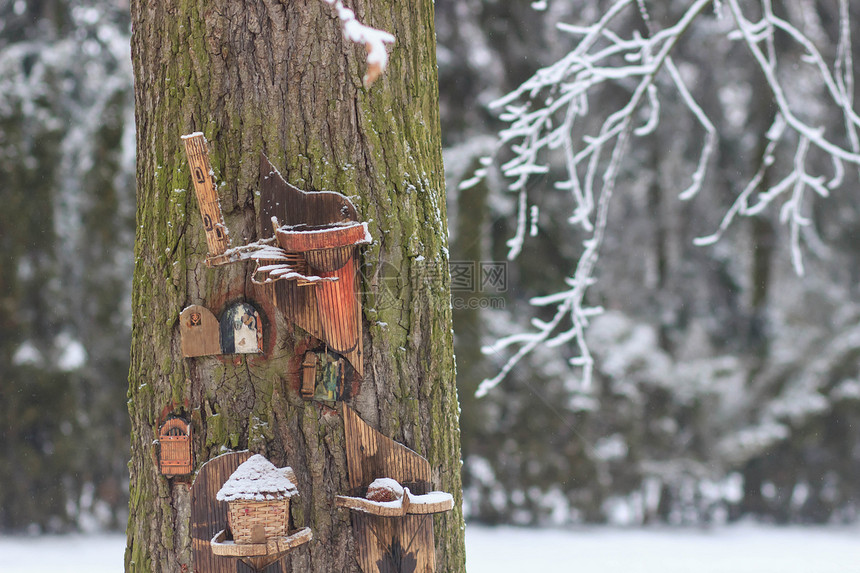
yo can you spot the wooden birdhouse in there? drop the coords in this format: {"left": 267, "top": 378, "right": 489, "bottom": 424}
{"left": 336, "top": 406, "right": 455, "bottom": 573}
{"left": 181, "top": 134, "right": 371, "bottom": 378}
{"left": 215, "top": 454, "right": 298, "bottom": 545}
{"left": 201, "top": 453, "right": 312, "bottom": 571}
{"left": 159, "top": 418, "right": 192, "bottom": 476}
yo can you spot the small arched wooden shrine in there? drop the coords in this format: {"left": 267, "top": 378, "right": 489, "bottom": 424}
{"left": 180, "top": 305, "right": 221, "bottom": 357}
{"left": 159, "top": 418, "right": 193, "bottom": 476}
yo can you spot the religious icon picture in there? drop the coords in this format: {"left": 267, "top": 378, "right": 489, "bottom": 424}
{"left": 220, "top": 302, "right": 263, "bottom": 354}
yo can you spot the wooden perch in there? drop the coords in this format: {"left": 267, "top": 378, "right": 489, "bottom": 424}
{"left": 335, "top": 488, "right": 454, "bottom": 517}
{"left": 210, "top": 527, "right": 312, "bottom": 570}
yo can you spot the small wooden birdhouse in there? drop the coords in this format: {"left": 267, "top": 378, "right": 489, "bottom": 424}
{"left": 159, "top": 418, "right": 192, "bottom": 476}
{"left": 215, "top": 454, "right": 298, "bottom": 545}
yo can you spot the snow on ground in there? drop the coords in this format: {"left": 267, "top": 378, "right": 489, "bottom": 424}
{"left": 0, "top": 523, "right": 858, "bottom": 572}
{"left": 466, "top": 523, "right": 860, "bottom": 573}
{"left": 0, "top": 533, "right": 124, "bottom": 573}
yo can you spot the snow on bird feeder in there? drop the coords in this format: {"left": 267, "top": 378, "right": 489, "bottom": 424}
{"left": 215, "top": 454, "right": 297, "bottom": 544}
{"left": 335, "top": 476, "right": 454, "bottom": 517}
{"left": 210, "top": 454, "right": 313, "bottom": 570}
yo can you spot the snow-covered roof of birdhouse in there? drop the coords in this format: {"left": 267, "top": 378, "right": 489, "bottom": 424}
{"left": 215, "top": 454, "right": 298, "bottom": 502}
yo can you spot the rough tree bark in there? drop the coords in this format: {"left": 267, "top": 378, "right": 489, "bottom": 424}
{"left": 126, "top": 1, "right": 464, "bottom": 571}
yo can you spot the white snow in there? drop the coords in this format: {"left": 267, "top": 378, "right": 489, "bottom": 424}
{"left": 344, "top": 496, "right": 404, "bottom": 512}
{"left": 1, "top": 524, "right": 858, "bottom": 573}
{"left": 12, "top": 341, "right": 42, "bottom": 366}
{"left": 465, "top": 523, "right": 860, "bottom": 573}
{"left": 367, "top": 477, "right": 404, "bottom": 500}
{"left": 407, "top": 491, "right": 454, "bottom": 506}
{"left": 55, "top": 333, "right": 87, "bottom": 371}
{"left": 278, "top": 221, "right": 371, "bottom": 242}
{"left": 0, "top": 534, "right": 125, "bottom": 573}
{"left": 321, "top": 0, "right": 395, "bottom": 86}
{"left": 215, "top": 454, "right": 297, "bottom": 502}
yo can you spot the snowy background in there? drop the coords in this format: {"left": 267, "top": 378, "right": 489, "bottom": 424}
{"left": 1, "top": 0, "right": 859, "bottom": 558}
{"left": 2, "top": 524, "right": 859, "bottom": 572}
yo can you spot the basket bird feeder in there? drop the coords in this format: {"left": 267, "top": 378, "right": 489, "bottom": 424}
{"left": 216, "top": 454, "right": 297, "bottom": 544}
{"left": 210, "top": 454, "right": 312, "bottom": 570}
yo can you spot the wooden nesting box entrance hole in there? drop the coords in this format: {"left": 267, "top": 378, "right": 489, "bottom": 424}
{"left": 159, "top": 418, "right": 192, "bottom": 476}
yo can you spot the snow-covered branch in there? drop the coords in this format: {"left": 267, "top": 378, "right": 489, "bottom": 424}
{"left": 320, "top": 0, "right": 395, "bottom": 87}
{"left": 475, "top": 0, "right": 860, "bottom": 396}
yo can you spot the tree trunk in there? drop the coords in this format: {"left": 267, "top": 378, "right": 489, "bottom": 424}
{"left": 127, "top": 1, "right": 464, "bottom": 572}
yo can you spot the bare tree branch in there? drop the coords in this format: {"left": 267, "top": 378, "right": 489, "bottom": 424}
{"left": 476, "top": 0, "right": 860, "bottom": 396}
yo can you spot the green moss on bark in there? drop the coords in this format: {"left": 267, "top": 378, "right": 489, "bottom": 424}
{"left": 129, "top": 1, "right": 463, "bottom": 571}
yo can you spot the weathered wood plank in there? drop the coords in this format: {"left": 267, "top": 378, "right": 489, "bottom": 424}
{"left": 259, "top": 154, "right": 357, "bottom": 230}
{"left": 181, "top": 133, "right": 231, "bottom": 257}
{"left": 180, "top": 305, "right": 221, "bottom": 358}
{"left": 315, "top": 258, "right": 362, "bottom": 356}
{"left": 191, "top": 451, "right": 255, "bottom": 573}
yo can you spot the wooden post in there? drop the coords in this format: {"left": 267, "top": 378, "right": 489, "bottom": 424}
{"left": 181, "top": 133, "right": 231, "bottom": 257}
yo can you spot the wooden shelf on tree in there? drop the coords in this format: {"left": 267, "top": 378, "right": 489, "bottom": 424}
{"left": 335, "top": 489, "right": 454, "bottom": 517}
{"left": 210, "top": 526, "right": 312, "bottom": 563}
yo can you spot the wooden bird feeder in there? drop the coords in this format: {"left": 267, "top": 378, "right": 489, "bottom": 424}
{"left": 181, "top": 133, "right": 370, "bottom": 378}
{"left": 338, "top": 405, "right": 454, "bottom": 573}
{"left": 159, "top": 418, "right": 193, "bottom": 476}
{"left": 211, "top": 454, "right": 312, "bottom": 570}
{"left": 335, "top": 477, "right": 454, "bottom": 517}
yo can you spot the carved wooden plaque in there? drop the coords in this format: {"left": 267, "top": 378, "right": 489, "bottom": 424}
{"left": 181, "top": 305, "right": 221, "bottom": 358}
{"left": 182, "top": 133, "right": 231, "bottom": 257}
